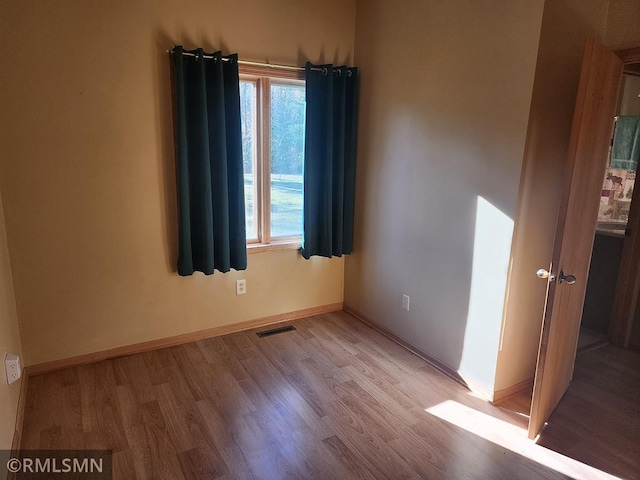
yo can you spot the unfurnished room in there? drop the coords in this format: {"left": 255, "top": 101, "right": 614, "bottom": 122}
{"left": 1, "top": 0, "right": 639, "bottom": 479}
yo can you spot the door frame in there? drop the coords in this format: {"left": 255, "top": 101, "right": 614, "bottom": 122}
{"left": 609, "top": 44, "right": 640, "bottom": 348}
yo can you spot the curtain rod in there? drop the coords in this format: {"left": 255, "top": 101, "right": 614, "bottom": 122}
{"left": 166, "top": 49, "right": 339, "bottom": 73}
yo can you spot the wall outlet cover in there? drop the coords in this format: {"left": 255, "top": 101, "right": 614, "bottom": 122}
{"left": 402, "top": 294, "right": 410, "bottom": 311}
{"left": 5, "top": 353, "right": 21, "bottom": 385}
{"left": 236, "top": 279, "right": 247, "bottom": 295}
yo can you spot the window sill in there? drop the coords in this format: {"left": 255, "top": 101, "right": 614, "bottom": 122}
{"left": 247, "top": 240, "right": 301, "bottom": 254}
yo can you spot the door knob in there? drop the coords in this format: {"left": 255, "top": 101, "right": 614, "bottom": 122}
{"left": 536, "top": 269, "right": 555, "bottom": 282}
{"left": 557, "top": 270, "right": 576, "bottom": 285}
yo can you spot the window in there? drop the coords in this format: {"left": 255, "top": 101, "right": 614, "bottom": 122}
{"left": 239, "top": 66, "right": 305, "bottom": 249}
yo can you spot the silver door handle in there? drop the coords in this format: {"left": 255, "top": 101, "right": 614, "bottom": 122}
{"left": 537, "top": 269, "right": 555, "bottom": 282}
{"left": 558, "top": 270, "right": 576, "bottom": 285}
{"left": 537, "top": 269, "right": 576, "bottom": 285}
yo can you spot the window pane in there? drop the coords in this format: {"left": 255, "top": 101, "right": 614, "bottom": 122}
{"left": 240, "top": 81, "right": 257, "bottom": 240}
{"left": 270, "top": 83, "right": 305, "bottom": 238}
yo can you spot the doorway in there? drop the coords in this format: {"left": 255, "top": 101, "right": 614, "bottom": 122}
{"left": 526, "top": 39, "right": 640, "bottom": 439}
{"left": 532, "top": 59, "right": 640, "bottom": 479}
{"left": 579, "top": 71, "right": 640, "bottom": 351}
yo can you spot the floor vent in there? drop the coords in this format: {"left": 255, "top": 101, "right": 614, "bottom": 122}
{"left": 256, "top": 325, "right": 296, "bottom": 338}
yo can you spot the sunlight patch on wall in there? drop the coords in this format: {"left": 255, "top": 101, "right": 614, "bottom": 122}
{"left": 459, "top": 196, "right": 513, "bottom": 391}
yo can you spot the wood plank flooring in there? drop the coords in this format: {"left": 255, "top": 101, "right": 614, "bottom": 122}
{"left": 21, "top": 312, "right": 620, "bottom": 479}
{"left": 538, "top": 344, "right": 640, "bottom": 479}
{"left": 576, "top": 327, "right": 608, "bottom": 353}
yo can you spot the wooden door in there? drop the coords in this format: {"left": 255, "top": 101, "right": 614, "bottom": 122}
{"left": 528, "top": 39, "right": 623, "bottom": 439}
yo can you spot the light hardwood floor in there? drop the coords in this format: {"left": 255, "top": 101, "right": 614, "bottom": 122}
{"left": 538, "top": 344, "right": 640, "bottom": 479}
{"left": 21, "top": 312, "right": 620, "bottom": 479}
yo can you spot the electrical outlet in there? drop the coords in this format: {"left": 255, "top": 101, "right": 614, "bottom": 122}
{"left": 236, "top": 279, "right": 247, "bottom": 295}
{"left": 5, "top": 354, "right": 21, "bottom": 385}
{"left": 402, "top": 294, "right": 410, "bottom": 311}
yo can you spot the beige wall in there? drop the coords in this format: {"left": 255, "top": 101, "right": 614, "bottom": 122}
{"left": 495, "top": 0, "right": 610, "bottom": 391}
{"left": 346, "top": 0, "right": 544, "bottom": 392}
{"left": 0, "top": 0, "right": 354, "bottom": 366}
{"left": 0, "top": 190, "right": 23, "bottom": 449}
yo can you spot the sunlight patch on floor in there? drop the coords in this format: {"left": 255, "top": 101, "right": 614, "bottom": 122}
{"left": 425, "top": 400, "right": 620, "bottom": 480}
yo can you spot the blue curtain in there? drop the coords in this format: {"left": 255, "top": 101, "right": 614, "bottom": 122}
{"left": 302, "top": 63, "right": 358, "bottom": 259}
{"left": 172, "top": 46, "right": 247, "bottom": 275}
{"left": 611, "top": 115, "right": 640, "bottom": 171}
